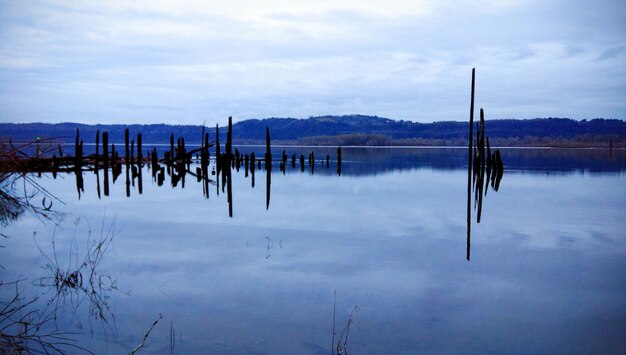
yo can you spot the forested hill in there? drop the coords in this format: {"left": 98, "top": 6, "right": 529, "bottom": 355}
{"left": 1, "top": 115, "right": 625, "bottom": 146}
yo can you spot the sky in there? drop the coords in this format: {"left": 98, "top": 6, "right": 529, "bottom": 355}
{"left": 0, "top": 0, "right": 624, "bottom": 126}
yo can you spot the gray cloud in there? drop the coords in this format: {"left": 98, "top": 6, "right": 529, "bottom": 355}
{"left": 0, "top": 0, "right": 624, "bottom": 125}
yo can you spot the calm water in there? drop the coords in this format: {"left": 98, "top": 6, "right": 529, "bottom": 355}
{"left": 1, "top": 147, "right": 625, "bottom": 354}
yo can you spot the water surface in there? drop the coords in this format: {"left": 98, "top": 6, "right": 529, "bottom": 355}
{"left": 1, "top": 147, "right": 625, "bottom": 354}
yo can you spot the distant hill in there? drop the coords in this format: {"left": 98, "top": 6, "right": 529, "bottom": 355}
{"left": 1, "top": 115, "right": 625, "bottom": 147}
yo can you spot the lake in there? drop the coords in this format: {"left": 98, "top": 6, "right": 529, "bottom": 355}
{"left": 1, "top": 147, "right": 625, "bottom": 354}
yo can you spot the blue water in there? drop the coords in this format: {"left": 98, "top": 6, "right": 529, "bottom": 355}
{"left": 1, "top": 147, "right": 625, "bottom": 354}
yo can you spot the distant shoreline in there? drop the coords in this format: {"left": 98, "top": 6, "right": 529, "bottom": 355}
{"left": 2, "top": 140, "right": 622, "bottom": 149}
{"left": 1, "top": 116, "right": 625, "bottom": 148}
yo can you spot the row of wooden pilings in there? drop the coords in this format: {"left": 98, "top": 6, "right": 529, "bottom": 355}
{"left": 63, "top": 116, "right": 344, "bottom": 216}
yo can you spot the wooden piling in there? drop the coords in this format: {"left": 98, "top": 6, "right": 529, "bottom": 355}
{"left": 137, "top": 133, "right": 143, "bottom": 194}
{"left": 102, "top": 131, "right": 109, "bottom": 171}
{"left": 265, "top": 126, "right": 271, "bottom": 210}
{"left": 125, "top": 128, "right": 130, "bottom": 166}
{"left": 94, "top": 130, "right": 100, "bottom": 172}
{"left": 337, "top": 146, "right": 342, "bottom": 176}
{"left": 466, "top": 67, "right": 475, "bottom": 261}
{"left": 102, "top": 132, "right": 109, "bottom": 197}
{"left": 216, "top": 124, "right": 221, "bottom": 174}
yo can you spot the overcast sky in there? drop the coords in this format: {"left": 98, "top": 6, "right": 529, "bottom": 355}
{"left": 0, "top": 0, "right": 624, "bottom": 126}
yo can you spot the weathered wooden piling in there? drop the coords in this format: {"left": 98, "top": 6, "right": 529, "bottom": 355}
{"left": 265, "top": 126, "right": 271, "bottom": 210}
{"left": 125, "top": 128, "right": 130, "bottom": 166}
{"left": 111, "top": 143, "right": 121, "bottom": 183}
{"left": 102, "top": 132, "right": 109, "bottom": 169}
{"left": 202, "top": 131, "right": 210, "bottom": 198}
{"left": 250, "top": 151, "right": 256, "bottom": 188}
{"left": 226, "top": 117, "right": 233, "bottom": 217}
{"left": 74, "top": 129, "right": 81, "bottom": 169}
{"left": 94, "top": 130, "right": 100, "bottom": 173}
{"left": 227, "top": 117, "right": 232, "bottom": 163}
{"left": 102, "top": 131, "right": 109, "bottom": 196}
{"left": 265, "top": 127, "right": 271, "bottom": 171}
{"left": 169, "top": 134, "right": 174, "bottom": 164}
{"left": 466, "top": 67, "right": 475, "bottom": 261}
{"left": 151, "top": 147, "right": 159, "bottom": 177}
{"left": 74, "top": 129, "right": 84, "bottom": 198}
{"left": 215, "top": 124, "right": 221, "bottom": 174}
{"left": 52, "top": 155, "right": 58, "bottom": 178}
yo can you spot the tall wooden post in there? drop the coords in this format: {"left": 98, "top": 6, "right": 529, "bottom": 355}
{"left": 466, "top": 68, "right": 475, "bottom": 261}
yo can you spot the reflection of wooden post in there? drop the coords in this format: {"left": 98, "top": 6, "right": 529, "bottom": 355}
{"left": 74, "top": 129, "right": 84, "bottom": 199}
{"left": 265, "top": 127, "right": 271, "bottom": 171}
{"left": 102, "top": 131, "right": 108, "bottom": 168}
{"left": 466, "top": 68, "right": 475, "bottom": 261}
{"left": 158, "top": 166, "right": 165, "bottom": 186}
{"left": 250, "top": 152, "right": 256, "bottom": 188}
{"left": 226, "top": 117, "right": 233, "bottom": 217}
{"left": 111, "top": 143, "right": 119, "bottom": 183}
{"left": 281, "top": 150, "right": 287, "bottom": 174}
{"left": 494, "top": 150, "right": 503, "bottom": 191}
{"left": 337, "top": 146, "right": 342, "bottom": 176}
{"left": 479, "top": 109, "right": 485, "bottom": 169}
{"left": 137, "top": 133, "right": 143, "bottom": 194}
{"left": 52, "top": 155, "right": 58, "bottom": 179}
{"left": 103, "top": 131, "right": 109, "bottom": 196}
{"left": 202, "top": 132, "right": 210, "bottom": 198}
{"left": 476, "top": 108, "right": 486, "bottom": 224}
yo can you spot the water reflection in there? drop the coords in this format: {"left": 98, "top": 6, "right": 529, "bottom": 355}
{"left": 51, "top": 144, "right": 626, "bottom": 224}
{"left": 466, "top": 106, "right": 505, "bottom": 261}
{"left": 63, "top": 131, "right": 351, "bottom": 218}
{"left": 2, "top": 144, "right": 625, "bottom": 353}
